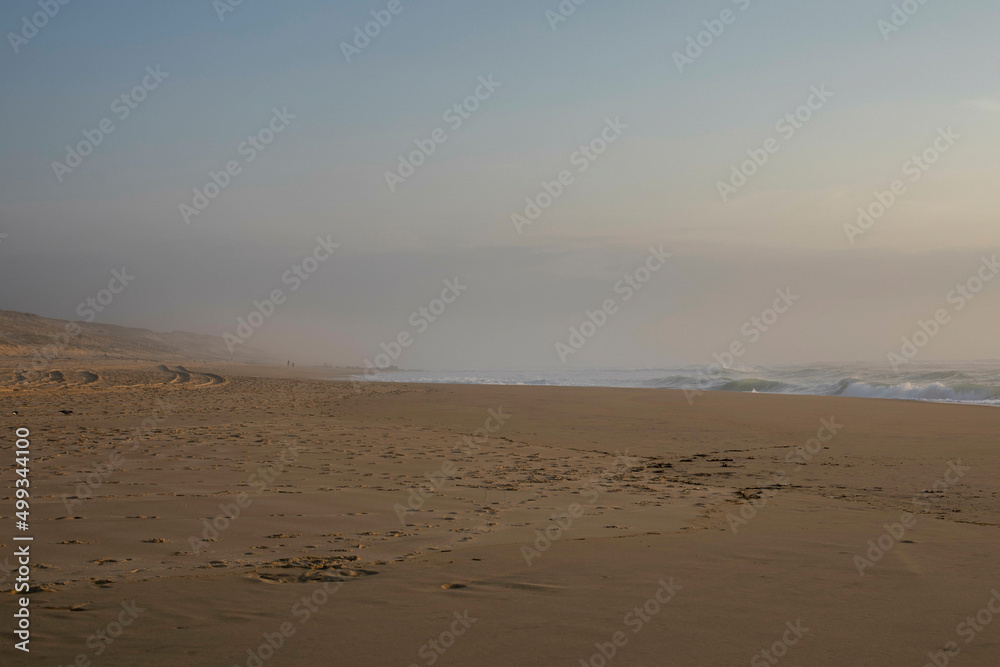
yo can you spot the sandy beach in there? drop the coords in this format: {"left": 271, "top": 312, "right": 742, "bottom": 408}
{"left": 1, "top": 362, "right": 998, "bottom": 666}
{"left": 5, "top": 1, "right": 999, "bottom": 664}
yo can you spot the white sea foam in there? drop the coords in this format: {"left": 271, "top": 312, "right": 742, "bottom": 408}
{"left": 345, "top": 361, "right": 1000, "bottom": 406}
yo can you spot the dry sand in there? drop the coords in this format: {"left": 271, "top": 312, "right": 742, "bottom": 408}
{"left": 1, "top": 362, "right": 998, "bottom": 665}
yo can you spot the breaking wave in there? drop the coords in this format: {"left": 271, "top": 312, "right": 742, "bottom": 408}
{"left": 347, "top": 361, "right": 1000, "bottom": 406}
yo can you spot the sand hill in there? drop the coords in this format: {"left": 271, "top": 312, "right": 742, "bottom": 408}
{"left": 0, "top": 309, "right": 270, "bottom": 364}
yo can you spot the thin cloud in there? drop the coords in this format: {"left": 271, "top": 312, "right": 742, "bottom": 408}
{"left": 961, "top": 99, "right": 1000, "bottom": 113}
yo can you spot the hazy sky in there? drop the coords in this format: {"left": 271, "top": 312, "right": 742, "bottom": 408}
{"left": 1, "top": 1, "right": 998, "bottom": 369}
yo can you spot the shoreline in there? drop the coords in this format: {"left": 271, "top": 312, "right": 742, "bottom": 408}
{"left": 337, "top": 375, "right": 1000, "bottom": 409}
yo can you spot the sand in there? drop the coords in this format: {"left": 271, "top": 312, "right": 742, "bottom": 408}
{"left": 1, "top": 362, "right": 998, "bottom": 666}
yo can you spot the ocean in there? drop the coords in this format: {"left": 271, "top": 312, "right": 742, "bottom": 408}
{"left": 348, "top": 361, "right": 1000, "bottom": 406}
